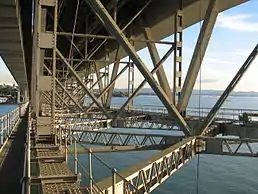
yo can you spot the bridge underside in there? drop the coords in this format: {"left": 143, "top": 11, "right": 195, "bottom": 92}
{"left": 2, "top": 0, "right": 257, "bottom": 193}
{"left": 0, "top": 0, "right": 29, "bottom": 90}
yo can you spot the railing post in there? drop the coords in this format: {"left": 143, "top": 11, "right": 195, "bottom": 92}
{"left": 89, "top": 149, "right": 93, "bottom": 194}
{"left": 112, "top": 168, "right": 117, "bottom": 194}
{"left": 7, "top": 113, "right": 10, "bottom": 136}
{"left": 59, "top": 128, "right": 62, "bottom": 148}
{"left": 74, "top": 138, "right": 78, "bottom": 175}
{"left": 65, "top": 129, "right": 68, "bottom": 163}
{"left": 0, "top": 118, "right": 3, "bottom": 146}
{"left": 19, "top": 106, "right": 21, "bottom": 118}
{"left": 27, "top": 114, "right": 31, "bottom": 194}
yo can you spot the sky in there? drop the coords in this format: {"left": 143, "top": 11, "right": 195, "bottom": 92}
{"left": 0, "top": 0, "right": 258, "bottom": 91}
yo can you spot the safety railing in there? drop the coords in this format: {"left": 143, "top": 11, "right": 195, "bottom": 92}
{"left": 21, "top": 104, "right": 31, "bottom": 194}
{"left": 0, "top": 102, "right": 28, "bottom": 150}
{"left": 111, "top": 104, "right": 258, "bottom": 121}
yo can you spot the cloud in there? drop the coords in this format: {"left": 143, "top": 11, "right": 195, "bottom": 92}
{"left": 198, "top": 78, "right": 218, "bottom": 84}
{"left": 217, "top": 13, "right": 258, "bottom": 32}
{"left": 204, "top": 57, "right": 232, "bottom": 65}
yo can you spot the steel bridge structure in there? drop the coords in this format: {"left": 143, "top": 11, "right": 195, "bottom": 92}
{"left": 0, "top": 0, "right": 257, "bottom": 193}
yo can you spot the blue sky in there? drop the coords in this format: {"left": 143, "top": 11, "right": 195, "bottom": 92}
{"left": 1, "top": 0, "right": 258, "bottom": 91}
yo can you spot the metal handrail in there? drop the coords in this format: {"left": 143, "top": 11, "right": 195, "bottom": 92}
{"left": 110, "top": 104, "right": 258, "bottom": 120}
{"left": 21, "top": 103, "right": 30, "bottom": 194}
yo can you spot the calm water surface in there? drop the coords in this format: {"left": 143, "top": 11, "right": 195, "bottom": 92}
{"left": 1, "top": 94, "right": 258, "bottom": 193}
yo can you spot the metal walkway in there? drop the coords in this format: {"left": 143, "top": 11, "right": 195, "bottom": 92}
{"left": 31, "top": 117, "right": 81, "bottom": 194}
{"left": 0, "top": 113, "right": 27, "bottom": 193}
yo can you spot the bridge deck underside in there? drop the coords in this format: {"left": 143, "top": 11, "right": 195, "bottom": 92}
{"left": 0, "top": 0, "right": 27, "bottom": 89}
{"left": 38, "top": 0, "right": 247, "bottom": 76}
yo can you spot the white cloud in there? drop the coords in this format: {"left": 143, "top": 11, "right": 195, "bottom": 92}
{"left": 204, "top": 57, "right": 233, "bottom": 65}
{"left": 217, "top": 13, "right": 258, "bottom": 32}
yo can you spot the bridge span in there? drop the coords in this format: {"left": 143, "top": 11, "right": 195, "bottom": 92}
{"left": 0, "top": 0, "right": 258, "bottom": 193}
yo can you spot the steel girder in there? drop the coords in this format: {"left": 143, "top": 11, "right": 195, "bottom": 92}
{"left": 200, "top": 43, "right": 258, "bottom": 135}
{"left": 56, "top": 49, "right": 112, "bottom": 118}
{"left": 95, "top": 137, "right": 196, "bottom": 193}
{"left": 113, "top": 45, "right": 175, "bottom": 120}
{"left": 144, "top": 27, "right": 173, "bottom": 103}
{"left": 65, "top": 129, "right": 183, "bottom": 147}
{"left": 43, "top": 64, "right": 84, "bottom": 111}
{"left": 86, "top": 0, "right": 192, "bottom": 136}
{"left": 85, "top": 64, "right": 129, "bottom": 112}
{"left": 178, "top": 0, "right": 219, "bottom": 114}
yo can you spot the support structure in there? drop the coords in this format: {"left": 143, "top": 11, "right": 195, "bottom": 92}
{"left": 144, "top": 28, "right": 173, "bottom": 103}
{"left": 14, "top": 0, "right": 255, "bottom": 193}
{"left": 200, "top": 43, "right": 258, "bottom": 135}
{"left": 178, "top": 0, "right": 218, "bottom": 114}
{"left": 87, "top": 0, "right": 192, "bottom": 136}
{"left": 173, "top": 0, "right": 183, "bottom": 105}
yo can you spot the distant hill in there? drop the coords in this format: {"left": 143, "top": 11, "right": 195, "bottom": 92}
{"left": 113, "top": 88, "right": 258, "bottom": 97}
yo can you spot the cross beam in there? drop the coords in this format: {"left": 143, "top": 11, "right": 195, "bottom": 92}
{"left": 178, "top": 0, "right": 218, "bottom": 114}
{"left": 200, "top": 44, "right": 258, "bottom": 135}
{"left": 86, "top": 0, "right": 192, "bottom": 136}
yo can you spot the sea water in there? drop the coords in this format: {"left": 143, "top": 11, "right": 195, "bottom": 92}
{"left": 1, "top": 94, "right": 258, "bottom": 193}
{"left": 79, "top": 94, "right": 258, "bottom": 194}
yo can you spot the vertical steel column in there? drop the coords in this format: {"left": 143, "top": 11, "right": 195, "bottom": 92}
{"left": 34, "top": 0, "right": 42, "bottom": 120}
{"left": 52, "top": 1, "right": 58, "bottom": 144}
{"left": 112, "top": 168, "right": 117, "bottom": 194}
{"left": 173, "top": 0, "right": 183, "bottom": 105}
{"left": 178, "top": 0, "right": 218, "bottom": 114}
{"left": 87, "top": 0, "right": 192, "bottom": 136}
{"left": 113, "top": 46, "right": 174, "bottom": 120}
{"left": 88, "top": 72, "right": 94, "bottom": 106}
{"left": 39, "top": 8, "right": 47, "bottom": 113}
{"left": 88, "top": 149, "right": 93, "bottom": 194}
{"left": 74, "top": 138, "right": 78, "bottom": 174}
{"left": 65, "top": 130, "right": 68, "bottom": 163}
{"left": 104, "top": 48, "right": 110, "bottom": 104}
{"left": 85, "top": 65, "right": 128, "bottom": 113}
{"left": 127, "top": 61, "right": 134, "bottom": 111}
{"left": 59, "top": 128, "right": 62, "bottom": 148}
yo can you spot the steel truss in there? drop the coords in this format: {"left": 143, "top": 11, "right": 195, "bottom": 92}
{"left": 29, "top": 0, "right": 258, "bottom": 193}
{"left": 58, "top": 118, "right": 111, "bottom": 131}
{"left": 65, "top": 129, "right": 183, "bottom": 147}
{"left": 94, "top": 137, "right": 196, "bottom": 193}
{"left": 123, "top": 116, "right": 176, "bottom": 130}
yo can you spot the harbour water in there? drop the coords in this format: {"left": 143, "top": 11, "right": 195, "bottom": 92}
{"left": 78, "top": 93, "right": 258, "bottom": 193}
{"left": 1, "top": 93, "right": 258, "bottom": 193}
